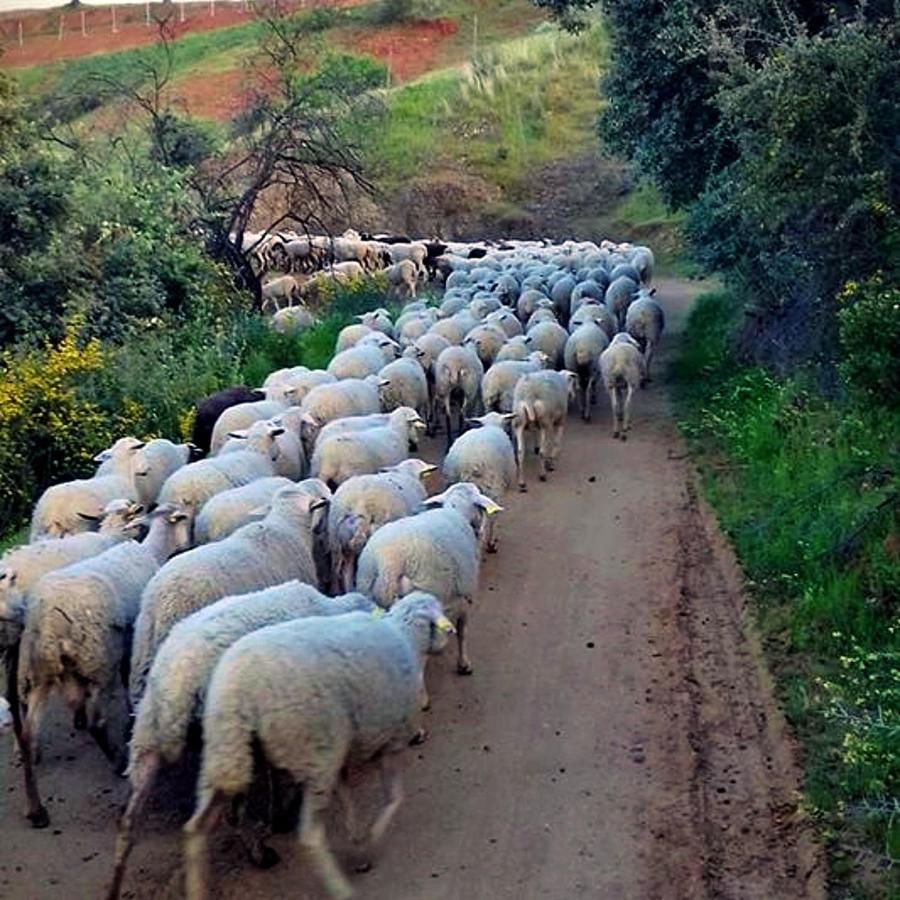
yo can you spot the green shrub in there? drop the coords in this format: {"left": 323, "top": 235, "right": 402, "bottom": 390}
{"left": 838, "top": 277, "right": 900, "bottom": 407}
{"left": 367, "top": 0, "right": 414, "bottom": 26}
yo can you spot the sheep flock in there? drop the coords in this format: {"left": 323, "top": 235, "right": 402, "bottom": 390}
{"left": 0, "top": 231, "right": 664, "bottom": 900}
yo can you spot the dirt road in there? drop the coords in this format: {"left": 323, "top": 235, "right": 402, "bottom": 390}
{"left": 0, "top": 279, "right": 825, "bottom": 900}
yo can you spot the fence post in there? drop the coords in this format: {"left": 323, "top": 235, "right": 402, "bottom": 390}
{"left": 146, "top": 0, "right": 151, "bottom": 27}
{"left": 209, "top": 0, "right": 215, "bottom": 17}
{"left": 81, "top": 9, "right": 86, "bottom": 37}
{"left": 57, "top": 14, "right": 64, "bottom": 41}
{"left": 111, "top": 5, "right": 118, "bottom": 34}
{"left": 472, "top": 12, "right": 478, "bottom": 58}
{"left": 179, "top": 1, "right": 186, "bottom": 23}
{"left": 18, "top": 20, "right": 23, "bottom": 48}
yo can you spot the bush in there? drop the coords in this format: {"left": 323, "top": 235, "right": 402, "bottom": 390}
{"left": 368, "top": 0, "right": 414, "bottom": 26}
{"left": 838, "top": 277, "right": 900, "bottom": 406}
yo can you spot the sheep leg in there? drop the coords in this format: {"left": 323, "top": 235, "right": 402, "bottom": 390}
{"left": 622, "top": 383, "right": 635, "bottom": 438}
{"left": 444, "top": 397, "right": 454, "bottom": 450}
{"left": 549, "top": 422, "right": 564, "bottom": 470}
{"left": 608, "top": 385, "right": 620, "bottom": 438}
{"left": 18, "top": 686, "right": 50, "bottom": 827}
{"left": 368, "top": 753, "right": 404, "bottom": 846}
{"left": 483, "top": 514, "right": 498, "bottom": 554}
{"left": 297, "top": 779, "right": 353, "bottom": 900}
{"left": 514, "top": 419, "right": 528, "bottom": 492}
{"left": 455, "top": 609, "right": 473, "bottom": 675}
{"left": 335, "top": 775, "right": 370, "bottom": 873}
{"left": 580, "top": 380, "right": 590, "bottom": 422}
{"left": 184, "top": 789, "right": 229, "bottom": 900}
{"left": 644, "top": 342, "right": 655, "bottom": 384}
{"left": 105, "top": 752, "right": 161, "bottom": 900}
{"left": 538, "top": 426, "right": 552, "bottom": 481}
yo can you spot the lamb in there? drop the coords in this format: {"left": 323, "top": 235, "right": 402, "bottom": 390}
{"left": 156, "top": 423, "right": 285, "bottom": 521}
{"left": 193, "top": 476, "right": 293, "bottom": 544}
{"left": 209, "top": 400, "right": 286, "bottom": 455}
{"left": 311, "top": 409, "right": 426, "bottom": 489}
{"left": 599, "top": 333, "right": 644, "bottom": 440}
{"left": 191, "top": 387, "right": 265, "bottom": 457}
{"left": 131, "top": 439, "right": 194, "bottom": 509}
{"left": 442, "top": 413, "right": 516, "bottom": 553}
{"left": 512, "top": 369, "right": 577, "bottom": 491}
{"left": 433, "top": 345, "right": 484, "bottom": 448}
{"left": 0, "top": 500, "right": 143, "bottom": 658}
{"left": 328, "top": 459, "right": 435, "bottom": 592}
{"left": 525, "top": 320, "right": 569, "bottom": 369}
{"left": 385, "top": 259, "right": 419, "bottom": 299}
{"left": 356, "top": 482, "right": 501, "bottom": 676}
{"left": 29, "top": 438, "right": 143, "bottom": 541}
{"left": 221, "top": 418, "right": 306, "bottom": 481}
{"left": 605, "top": 274, "right": 639, "bottom": 330}
{"left": 378, "top": 357, "right": 429, "bottom": 420}
{"left": 481, "top": 351, "right": 549, "bottom": 413}
{"left": 494, "top": 334, "right": 533, "bottom": 362}
{"left": 105, "top": 585, "right": 374, "bottom": 900}
{"left": 625, "top": 291, "right": 665, "bottom": 383}
{"left": 387, "top": 241, "right": 428, "bottom": 275}
{"left": 564, "top": 321, "right": 610, "bottom": 421}
{"left": 261, "top": 275, "right": 301, "bottom": 314}
{"left": 128, "top": 485, "right": 327, "bottom": 706}
{"left": 335, "top": 323, "right": 373, "bottom": 353}
{"left": 15, "top": 505, "right": 192, "bottom": 828}
{"left": 181, "top": 592, "right": 454, "bottom": 900}
{"left": 463, "top": 324, "right": 507, "bottom": 369}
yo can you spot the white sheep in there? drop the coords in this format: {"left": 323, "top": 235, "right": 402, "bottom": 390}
{"left": 463, "top": 323, "right": 507, "bottom": 369}
{"left": 192, "top": 476, "right": 293, "bottom": 544}
{"left": 564, "top": 321, "right": 610, "bottom": 421}
{"left": 569, "top": 299, "right": 616, "bottom": 339}
{"left": 311, "top": 409, "right": 426, "bottom": 489}
{"left": 129, "top": 485, "right": 327, "bottom": 707}
{"left": 335, "top": 323, "right": 373, "bottom": 353}
{"left": 182, "top": 592, "right": 454, "bottom": 900}
{"left": 105, "top": 584, "right": 374, "bottom": 900}
{"left": 328, "top": 343, "right": 390, "bottom": 381}
{"left": 526, "top": 320, "right": 569, "bottom": 369}
{"left": 385, "top": 260, "right": 419, "bottom": 299}
{"left": 481, "top": 351, "right": 549, "bottom": 413}
{"left": 130, "top": 439, "right": 193, "bottom": 509}
{"left": 328, "top": 458, "right": 436, "bottom": 593}
{"left": 299, "top": 378, "right": 383, "bottom": 455}
{"left": 271, "top": 306, "right": 314, "bottom": 335}
{"left": 265, "top": 369, "right": 336, "bottom": 406}
{"left": 494, "top": 334, "right": 533, "bottom": 362}
{"left": 434, "top": 344, "right": 484, "bottom": 448}
{"left": 220, "top": 418, "right": 306, "bottom": 481}
{"left": 599, "top": 332, "right": 644, "bottom": 440}
{"left": 209, "top": 400, "right": 286, "bottom": 455}
{"left": 356, "top": 482, "right": 502, "bottom": 675}
{"left": 261, "top": 275, "right": 300, "bottom": 315}
{"left": 442, "top": 413, "right": 516, "bottom": 553}
{"left": 605, "top": 274, "right": 639, "bottom": 330}
{"left": 484, "top": 308, "right": 523, "bottom": 338}
{"left": 378, "top": 357, "right": 429, "bottom": 421}
{"left": 15, "top": 505, "right": 192, "bottom": 828}
{"left": 625, "top": 291, "right": 665, "bottom": 383}
{"left": 512, "top": 369, "right": 577, "bottom": 491}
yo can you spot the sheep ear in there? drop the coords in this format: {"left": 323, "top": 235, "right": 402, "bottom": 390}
{"left": 309, "top": 497, "right": 330, "bottom": 511}
{"left": 0, "top": 568, "right": 16, "bottom": 586}
{"left": 93, "top": 449, "right": 112, "bottom": 463}
{"left": 649, "top": 287, "right": 657, "bottom": 296}
{"left": 268, "top": 426, "right": 286, "bottom": 438}
{"left": 422, "top": 491, "right": 448, "bottom": 508}
{"left": 127, "top": 503, "right": 145, "bottom": 517}
{"left": 475, "top": 494, "right": 504, "bottom": 517}
{"left": 379, "top": 379, "right": 391, "bottom": 387}
{"left": 435, "top": 614, "right": 456, "bottom": 635}
{"left": 131, "top": 441, "right": 146, "bottom": 451}
{"left": 227, "top": 430, "right": 248, "bottom": 440}
{"left": 501, "top": 413, "right": 515, "bottom": 422}
{"left": 248, "top": 504, "right": 271, "bottom": 518}
{"left": 77, "top": 511, "right": 102, "bottom": 523}
{"left": 301, "top": 412, "right": 319, "bottom": 427}
{"left": 167, "top": 510, "right": 190, "bottom": 523}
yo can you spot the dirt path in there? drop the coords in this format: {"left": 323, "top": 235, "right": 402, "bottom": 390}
{"left": 0, "top": 278, "right": 825, "bottom": 900}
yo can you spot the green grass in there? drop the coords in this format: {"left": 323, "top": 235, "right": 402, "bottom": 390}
{"left": 675, "top": 290, "right": 900, "bottom": 898}
{"left": 0, "top": 527, "right": 27, "bottom": 555}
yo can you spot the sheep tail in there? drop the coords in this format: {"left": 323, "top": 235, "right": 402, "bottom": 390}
{"left": 128, "top": 610, "right": 155, "bottom": 709}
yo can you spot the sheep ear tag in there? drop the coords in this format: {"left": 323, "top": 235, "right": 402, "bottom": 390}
{"left": 436, "top": 615, "right": 455, "bottom": 634}
{"left": 371, "top": 608, "right": 387, "bottom": 620}
{"left": 481, "top": 499, "right": 504, "bottom": 517}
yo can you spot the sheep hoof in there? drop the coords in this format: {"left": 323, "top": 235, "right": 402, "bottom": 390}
{"left": 486, "top": 541, "right": 499, "bottom": 554}
{"left": 539, "top": 473, "right": 547, "bottom": 482}
{"left": 409, "top": 728, "right": 428, "bottom": 745}
{"left": 612, "top": 430, "right": 620, "bottom": 439}
{"left": 457, "top": 661, "right": 474, "bottom": 676}
{"left": 518, "top": 483, "right": 528, "bottom": 493}
{"left": 354, "top": 858, "right": 373, "bottom": 874}
{"left": 620, "top": 433, "right": 628, "bottom": 442}
{"left": 546, "top": 461, "right": 555, "bottom": 472}
{"left": 28, "top": 807, "right": 50, "bottom": 829}
{"left": 73, "top": 709, "right": 87, "bottom": 731}
{"left": 250, "top": 843, "right": 281, "bottom": 870}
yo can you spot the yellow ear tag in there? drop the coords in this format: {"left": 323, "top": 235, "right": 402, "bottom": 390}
{"left": 436, "top": 615, "right": 455, "bottom": 634}
{"left": 371, "top": 608, "right": 387, "bottom": 619}
{"left": 485, "top": 502, "right": 503, "bottom": 517}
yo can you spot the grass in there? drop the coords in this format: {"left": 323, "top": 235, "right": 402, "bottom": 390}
{"left": 675, "top": 290, "right": 900, "bottom": 898}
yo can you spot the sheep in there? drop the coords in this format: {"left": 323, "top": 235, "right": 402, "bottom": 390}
{"left": 335, "top": 323, "right": 373, "bottom": 353}
{"left": 428, "top": 316, "right": 470, "bottom": 345}
{"left": 328, "top": 458, "right": 436, "bottom": 592}
{"left": 525, "top": 301, "right": 558, "bottom": 331}
{"left": 516, "top": 288, "right": 548, "bottom": 323}
{"left": 30, "top": 438, "right": 143, "bottom": 541}
{"left": 156, "top": 423, "right": 285, "bottom": 521}
{"left": 193, "top": 477, "right": 294, "bottom": 544}
{"left": 434, "top": 344, "right": 484, "bottom": 449}
{"left": 609, "top": 263, "right": 641, "bottom": 285}
{"left": 327, "top": 345, "right": 384, "bottom": 382}
{"left": 271, "top": 306, "right": 315, "bottom": 335}
{"left": 299, "top": 379, "right": 383, "bottom": 454}
{"left": 387, "top": 241, "right": 428, "bottom": 275}
{"left": 463, "top": 323, "right": 507, "bottom": 369}
{"left": 0, "top": 500, "right": 143, "bottom": 660}
{"left": 377, "top": 357, "right": 429, "bottom": 421}
{"left": 130, "top": 439, "right": 194, "bottom": 510}
{"left": 191, "top": 387, "right": 265, "bottom": 457}
{"left": 442, "top": 413, "right": 516, "bottom": 553}
{"left": 356, "top": 482, "right": 501, "bottom": 676}
{"left": 129, "top": 485, "right": 327, "bottom": 706}
{"left": 526, "top": 320, "right": 569, "bottom": 370}
{"left": 629, "top": 246, "right": 655, "bottom": 285}
{"left": 569, "top": 280, "right": 605, "bottom": 315}
{"left": 550, "top": 274, "right": 576, "bottom": 324}
{"left": 210, "top": 400, "right": 286, "bottom": 455}
{"left": 385, "top": 260, "right": 419, "bottom": 300}
{"left": 181, "top": 592, "right": 454, "bottom": 900}
{"left": 311, "top": 408, "right": 426, "bottom": 490}
{"left": 266, "top": 369, "right": 336, "bottom": 406}
{"left": 564, "top": 321, "right": 611, "bottom": 421}
{"left": 569, "top": 299, "right": 616, "bottom": 340}
{"left": 599, "top": 333, "right": 644, "bottom": 440}
{"left": 481, "top": 351, "right": 550, "bottom": 413}
{"left": 484, "top": 308, "right": 523, "bottom": 338}
{"left": 221, "top": 418, "right": 305, "bottom": 481}
{"left": 512, "top": 369, "right": 577, "bottom": 491}
{"left": 15, "top": 505, "right": 192, "bottom": 828}
{"left": 605, "top": 275, "right": 640, "bottom": 330}
{"left": 625, "top": 291, "right": 665, "bottom": 383}
{"left": 261, "top": 275, "right": 301, "bottom": 314}
{"left": 105, "top": 585, "right": 374, "bottom": 900}
{"left": 494, "top": 334, "right": 533, "bottom": 362}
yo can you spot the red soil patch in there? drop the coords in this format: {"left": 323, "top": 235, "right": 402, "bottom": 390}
{"left": 0, "top": 0, "right": 366, "bottom": 69}
{"left": 336, "top": 18, "right": 458, "bottom": 83}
